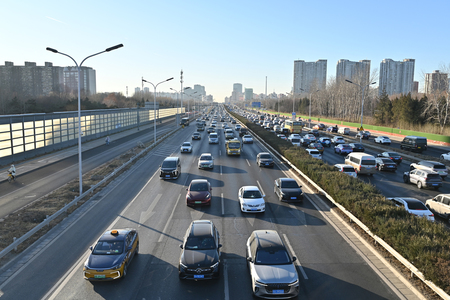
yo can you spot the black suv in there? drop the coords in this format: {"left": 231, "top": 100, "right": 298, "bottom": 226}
{"left": 179, "top": 220, "right": 221, "bottom": 280}
{"left": 239, "top": 127, "right": 248, "bottom": 137}
{"left": 159, "top": 157, "right": 181, "bottom": 180}
{"left": 274, "top": 178, "right": 303, "bottom": 201}
{"left": 256, "top": 152, "right": 274, "bottom": 167}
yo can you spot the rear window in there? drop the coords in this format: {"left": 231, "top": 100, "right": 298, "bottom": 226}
{"left": 361, "top": 159, "right": 376, "bottom": 166}
{"left": 427, "top": 174, "right": 441, "bottom": 179}
{"left": 406, "top": 201, "right": 427, "bottom": 210}
{"left": 343, "top": 167, "right": 355, "bottom": 172}
{"left": 291, "top": 139, "right": 300, "bottom": 143}
{"left": 309, "top": 150, "right": 320, "bottom": 154}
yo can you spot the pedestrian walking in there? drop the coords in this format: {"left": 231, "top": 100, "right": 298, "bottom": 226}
{"left": 105, "top": 136, "right": 110, "bottom": 145}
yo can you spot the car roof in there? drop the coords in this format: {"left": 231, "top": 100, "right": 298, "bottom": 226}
{"left": 258, "top": 152, "right": 270, "bottom": 155}
{"left": 164, "top": 157, "right": 179, "bottom": 162}
{"left": 189, "top": 220, "right": 213, "bottom": 237}
{"left": 191, "top": 179, "right": 208, "bottom": 184}
{"left": 200, "top": 153, "right": 212, "bottom": 156}
{"left": 253, "top": 230, "right": 284, "bottom": 250}
{"left": 279, "top": 177, "right": 295, "bottom": 182}
{"left": 99, "top": 229, "right": 133, "bottom": 242}
{"left": 242, "top": 186, "right": 259, "bottom": 191}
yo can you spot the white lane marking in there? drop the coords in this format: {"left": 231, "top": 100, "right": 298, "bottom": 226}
{"left": 221, "top": 193, "right": 224, "bottom": 215}
{"left": 246, "top": 214, "right": 256, "bottom": 227}
{"left": 256, "top": 180, "right": 265, "bottom": 196}
{"left": 246, "top": 159, "right": 250, "bottom": 166}
{"left": 42, "top": 167, "right": 160, "bottom": 300}
{"left": 224, "top": 258, "right": 229, "bottom": 300}
{"left": 283, "top": 234, "right": 308, "bottom": 280}
{"left": 220, "top": 165, "right": 223, "bottom": 175}
{"left": 158, "top": 194, "right": 181, "bottom": 243}
{"left": 139, "top": 194, "right": 162, "bottom": 226}
{"left": 219, "top": 150, "right": 221, "bottom": 156}
{"left": 25, "top": 195, "right": 36, "bottom": 198}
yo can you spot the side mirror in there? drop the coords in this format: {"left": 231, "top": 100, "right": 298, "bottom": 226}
{"left": 292, "top": 256, "right": 297, "bottom": 262}
{"left": 246, "top": 257, "right": 253, "bottom": 262}
{"left": 179, "top": 244, "right": 183, "bottom": 249}
{"left": 262, "top": 194, "right": 266, "bottom": 198}
{"left": 186, "top": 188, "right": 188, "bottom": 191}
{"left": 218, "top": 244, "right": 222, "bottom": 248}
{"left": 299, "top": 186, "right": 302, "bottom": 188}
{"left": 128, "top": 246, "right": 133, "bottom": 251}
{"left": 89, "top": 246, "right": 93, "bottom": 251}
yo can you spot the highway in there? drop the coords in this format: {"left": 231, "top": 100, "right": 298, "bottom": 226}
{"left": 0, "top": 115, "right": 404, "bottom": 299}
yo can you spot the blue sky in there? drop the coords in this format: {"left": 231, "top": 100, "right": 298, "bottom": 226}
{"left": 1, "top": 0, "right": 448, "bottom": 102}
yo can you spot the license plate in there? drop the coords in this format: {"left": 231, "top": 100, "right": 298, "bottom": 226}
{"left": 265, "top": 163, "right": 269, "bottom": 165}
{"left": 251, "top": 208, "right": 257, "bottom": 211}
{"left": 432, "top": 184, "right": 438, "bottom": 186}
{"left": 195, "top": 201, "right": 202, "bottom": 204}
{"left": 291, "top": 197, "right": 297, "bottom": 199}
{"left": 165, "top": 175, "right": 170, "bottom": 178}
{"left": 94, "top": 275, "right": 106, "bottom": 279}
{"left": 194, "top": 275, "right": 204, "bottom": 279}
{"left": 273, "top": 290, "right": 284, "bottom": 294}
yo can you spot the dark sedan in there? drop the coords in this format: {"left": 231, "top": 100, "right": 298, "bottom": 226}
{"left": 375, "top": 157, "right": 397, "bottom": 172}
{"left": 186, "top": 179, "right": 212, "bottom": 206}
{"left": 256, "top": 152, "right": 274, "bottom": 167}
{"left": 377, "top": 151, "right": 403, "bottom": 164}
{"left": 349, "top": 143, "right": 365, "bottom": 152}
{"left": 274, "top": 178, "right": 303, "bottom": 202}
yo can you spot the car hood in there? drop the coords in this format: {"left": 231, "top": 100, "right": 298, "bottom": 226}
{"left": 87, "top": 254, "right": 124, "bottom": 269}
{"left": 199, "top": 160, "right": 213, "bottom": 164}
{"left": 241, "top": 197, "right": 265, "bottom": 205}
{"left": 280, "top": 188, "right": 302, "bottom": 196}
{"left": 181, "top": 249, "right": 218, "bottom": 267}
{"left": 254, "top": 264, "right": 298, "bottom": 283}
{"left": 188, "top": 191, "right": 210, "bottom": 200}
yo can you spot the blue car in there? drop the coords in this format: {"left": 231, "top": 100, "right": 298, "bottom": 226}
{"left": 334, "top": 144, "right": 353, "bottom": 155}
{"left": 318, "top": 137, "right": 332, "bottom": 147}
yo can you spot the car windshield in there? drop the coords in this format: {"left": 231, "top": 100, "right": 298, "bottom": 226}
{"left": 162, "top": 160, "right": 176, "bottom": 168}
{"left": 280, "top": 180, "right": 299, "bottom": 188}
{"left": 200, "top": 155, "right": 212, "bottom": 160}
{"left": 92, "top": 241, "right": 124, "bottom": 255}
{"left": 255, "top": 249, "right": 291, "bottom": 265}
{"left": 182, "top": 143, "right": 190, "bottom": 146}
{"left": 387, "top": 152, "right": 399, "bottom": 156}
{"left": 185, "top": 237, "right": 216, "bottom": 250}
{"left": 343, "top": 167, "right": 355, "bottom": 172}
{"left": 244, "top": 135, "right": 252, "bottom": 138}
{"left": 433, "top": 164, "right": 446, "bottom": 170}
{"left": 381, "top": 158, "right": 392, "bottom": 163}
{"left": 190, "top": 182, "right": 209, "bottom": 191}
{"left": 228, "top": 143, "right": 240, "bottom": 149}
{"left": 353, "top": 144, "right": 362, "bottom": 147}
{"left": 243, "top": 190, "right": 262, "bottom": 198}
{"left": 260, "top": 154, "right": 272, "bottom": 159}
{"left": 342, "top": 145, "right": 351, "bottom": 149}
{"left": 210, "top": 134, "right": 217, "bottom": 138}
{"left": 406, "top": 201, "right": 427, "bottom": 210}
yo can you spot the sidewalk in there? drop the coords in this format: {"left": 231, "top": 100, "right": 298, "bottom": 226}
{"left": 1, "top": 122, "right": 158, "bottom": 181}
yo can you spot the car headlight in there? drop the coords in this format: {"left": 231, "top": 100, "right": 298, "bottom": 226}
{"left": 210, "top": 262, "right": 219, "bottom": 270}
{"left": 242, "top": 203, "right": 248, "bottom": 207}
{"left": 179, "top": 262, "right": 188, "bottom": 270}
{"left": 186, "top": 194, "right": 191, "bottom": 200}
{"left": 255, "top": 280, "right": 267, "bottom": 287}
{"left": 288, "top": 279, "right": 299, "bottom": 286}
{"left": 260, "top": 203, "right": 265, "bottom": 207}
{"left": 111, "top": 261, "right": 124, "bottom": 270}
{"left": 205, "top": 193, "right": 211, "bottom": 199}
{"left": 280, "top": 192, "right": 285, "bottom": 196}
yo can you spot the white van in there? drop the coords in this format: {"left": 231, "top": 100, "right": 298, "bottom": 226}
{"left": 345, "top": 152, "right": 376, "bottom": 175}
{"left": 338, "top": 127, "right": 350, "bottom": 135}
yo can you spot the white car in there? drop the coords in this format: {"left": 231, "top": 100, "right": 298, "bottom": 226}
{"left": 277, "top": 134, "right": 287, "bottom": 140}
{"left": 303, "top": 134, "right": 317, "bottom": 142}
{"left": 338, "top": 127, "right": 350, "bottom": 135}
{"left": 334, "top": 164, "right": 357, "bottom": 178}
{"left": 238, "top": 186, "right": 265, "bottom": 213}
{"left": 386, "top": 197, "right": 434, "bottom": 221}
{"left": 180, "top": 142, "right": 192, "bottom": 153}
{"left": 288, "top": 136, "right": 301, "bottom": 146}
{"left": 242, "top": 135, "right": 253, "bottom": 144}
{"left": 198, "top": 153, "right": 214, "bottom": 169}
{"left": 374, "top": 136, "right": 391, "bottom": 145}
{"left": 440, "top": 152, "right": 450, "bottom": 161}
{"left": 306, "top": 148, "right": 322, "bottom": 160}
{"left": 209, "top": 133, "right": 219, "bottom": 144}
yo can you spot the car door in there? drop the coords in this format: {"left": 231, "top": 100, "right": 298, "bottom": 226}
{"left": 274, "top": 179, "right": 280, "bottom": 197}
{"left": 409, "top": 170, "right": 418, "bottom": 184}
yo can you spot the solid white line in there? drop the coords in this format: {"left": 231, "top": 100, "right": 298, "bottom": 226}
{"left": 158, "top": 194, "right": 181, "bottom": 243}
{"left": 283, "top": 234, "right": 308, "bottom": 280}
{"left": 246, "top": 159, "right": 250, "bottom": 166}
{"left": 221, "top": 193, "right": 224, "bottom": 216}
{"left": 42, "top": 168, "right": 160, "bottom": 300}
{"left": 256, "top": 180, "right": 265, "bottom": 197}
{"left": 220, "top": 165, "right": 223, "bottom": 176}
{"left": 223, "top": 258, "right": 229, "bottom": 300}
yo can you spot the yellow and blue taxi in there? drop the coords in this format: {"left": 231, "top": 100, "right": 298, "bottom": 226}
{"left": 83, "top": 229, "right": 139, "bottom": 281}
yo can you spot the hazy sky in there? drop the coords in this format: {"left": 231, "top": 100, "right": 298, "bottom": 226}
{"left": 1, "top": 0, "right": 448, "bottom": 102}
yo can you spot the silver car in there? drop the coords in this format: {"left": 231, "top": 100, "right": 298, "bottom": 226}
{"left": 246, "top": 230, "right": 299, "bottom": 299}
{"left": 209, "top": 133, "right": 219, "bottom": 144}
{"left": 180, "top": 142, "right": 192, "bottom": 153}
{"left": 198, "top": 153, "right": 214, "bottom": 169}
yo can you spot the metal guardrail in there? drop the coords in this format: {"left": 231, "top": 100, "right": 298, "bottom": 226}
{"left": 236, "top": 115, "right": 450, "bottom": 299}
{"left": 0, "top": 127, "right": 177, "bottom": 261}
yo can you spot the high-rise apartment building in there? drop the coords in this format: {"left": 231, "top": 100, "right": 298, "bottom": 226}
{"left": 193, "top": 84, "right": 206, "bottom": 98}
{"left": 244, "top": 88, "right": 253, "bottom": 101}
{"left": 293, "top": 60, "right": 327, "bottom": 94}
{"left": 379, "top": 59, "right": 415, "bottom": 96}
{"left": 424, "top": 70, "right": 448, "bottom": 94}
{"left": 232, "top": 83, "right": 243, "bottom": 102}
{"left": 0, "top": 61, "right": 96, "bottom": 99}
{"left": 336, "top": 59, "right": 371, "bottom": 83}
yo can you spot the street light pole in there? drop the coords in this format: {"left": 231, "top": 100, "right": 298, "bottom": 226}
{"left": 46, "top": 44, "right": 123, "bottom": 196}
{"left": 345, "top": 79, "right": 376, "bottom": 143}
{"left": 170, "top": 88, "right": 179, "bottom": 128}
{"left": 142, "top": 77, "right": 174, "bottom": 144}
{"left": 309, "top": 89, "right": 319, "bottom": 128}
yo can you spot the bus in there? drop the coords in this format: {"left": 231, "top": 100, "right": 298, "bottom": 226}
{"left": 225, "top": 138, "right": 241, "bottom": 155}
{"left": 284, "top": 120, "right": 302, "bottom": 134}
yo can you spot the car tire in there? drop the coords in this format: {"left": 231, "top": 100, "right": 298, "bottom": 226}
{"left": 135, "top": 242, "right": 139, "bottom": 255}
{"left": 122, "top": 263, "right": 128, "bottom": 278}
{"left": 417, "top": 181, "right": 423, "bottom": 189}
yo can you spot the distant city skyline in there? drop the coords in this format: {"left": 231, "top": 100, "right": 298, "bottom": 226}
{"left": 2, "top": 0, "right": 450, "bottom": 102}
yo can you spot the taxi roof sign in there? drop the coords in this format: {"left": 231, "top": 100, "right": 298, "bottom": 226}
{"left": 111, "top": 230, "right": 119, "bottom": 236}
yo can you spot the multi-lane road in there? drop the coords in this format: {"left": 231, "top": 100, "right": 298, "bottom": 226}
{"left": 0, "top": 115, "right": 408, "bottom": 299}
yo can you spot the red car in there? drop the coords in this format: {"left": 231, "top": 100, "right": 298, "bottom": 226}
{"left": 186, "top": 179, "right": 212, "bottom": 206}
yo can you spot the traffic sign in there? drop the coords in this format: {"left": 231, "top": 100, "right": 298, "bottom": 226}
{"left": 292, "top": 112, "right": 296, "bottom": 116}
{"left": 360, "top": 126, "right": 364, "bottom": 131}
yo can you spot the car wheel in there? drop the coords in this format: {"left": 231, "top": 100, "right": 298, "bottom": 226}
{"left": 122, "top": 263, "right": 128, "bottom": 278}
{"left": 135, "top": 242, "right": 139, "bottom": 255}
{"left": 417, "top": 181, "right": 423, "bottom": 189}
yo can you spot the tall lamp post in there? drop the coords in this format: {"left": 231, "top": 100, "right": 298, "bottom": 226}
{"left": 170, "top": 88, "right": 180, "bottom": 128}
{"left": 309, "top": 89, "right": 319, "bottom": 128}
{"left": 46, "top": 44, "right": 123, "bottom": 195}
{"left": 345, "top": 79, "right": 376, "bottom": 142}
{"left": 142, "top": 77, "right": 174, "bottom": 143}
